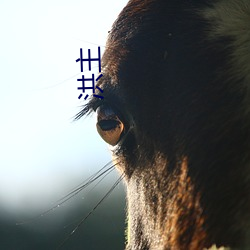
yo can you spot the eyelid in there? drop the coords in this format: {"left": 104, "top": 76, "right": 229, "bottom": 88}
{"left": 91, "top": 99, "right": 105, "bottom": 112}
{"left": 93, "top": 99, "right": 123, "bottom": 118}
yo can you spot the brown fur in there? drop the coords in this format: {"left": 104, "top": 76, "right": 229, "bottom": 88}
{"left": 78, "top": 0, "right": 250, "bottom": 249}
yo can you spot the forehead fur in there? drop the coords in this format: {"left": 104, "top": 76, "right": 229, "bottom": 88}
{"left": 202, "top": 0, "right": 250, "bottom": 108}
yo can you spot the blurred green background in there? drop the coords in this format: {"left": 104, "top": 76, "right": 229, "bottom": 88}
{"left": 0, "top": 175, "right": 126, "bottom": 250}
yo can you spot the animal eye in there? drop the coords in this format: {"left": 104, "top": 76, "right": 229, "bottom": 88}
{"left": 96, "top": 105, "right": 125, "bottom": 146}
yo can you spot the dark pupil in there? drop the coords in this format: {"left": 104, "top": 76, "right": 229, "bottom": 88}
{"left": 98, "top": 120, "right": 120, "bottom": 131}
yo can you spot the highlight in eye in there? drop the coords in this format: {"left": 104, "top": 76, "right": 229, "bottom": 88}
{"left": 96, "top": 105, "right": 125, "bottom": 146}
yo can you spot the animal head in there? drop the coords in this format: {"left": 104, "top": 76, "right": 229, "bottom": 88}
{"left": 77, "top": 0, "right": 250, "bottom": 249}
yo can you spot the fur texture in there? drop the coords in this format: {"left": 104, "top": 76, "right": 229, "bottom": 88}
{"left": 78, "top": 0, "right": 250, "bottom": 249}
{"left": 202, "top": 0, "right": 250, "bottom": 115}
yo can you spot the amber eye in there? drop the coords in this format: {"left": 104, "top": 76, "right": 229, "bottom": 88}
{"left": 96, "top": 105, "right": 125, "bottom": 146}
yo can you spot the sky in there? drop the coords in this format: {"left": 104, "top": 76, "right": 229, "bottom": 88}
{"left": 0, "top": 0, "right": 128, "bottom": 214}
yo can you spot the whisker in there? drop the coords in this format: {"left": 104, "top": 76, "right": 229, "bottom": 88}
{"left": 60, "top": 166, "right": 116, "bottom": 230}
{"left": 56, "top": 172, "right": 125, "bottom": 250}
{"left": 56, "top": 161, "right": 117, "bottom": 203}
{"left": 16, "top": 161, "right": 118, "bottom": 225}
{"left": 84, "top": 165, "right": 116, "bottom": 195}
{"left": 51, "top": 164, "right": 117, "bottom": 209}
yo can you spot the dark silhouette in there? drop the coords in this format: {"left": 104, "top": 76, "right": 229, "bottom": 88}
{"left": 78, "top": 0, "right": 250, "bottom": 249}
